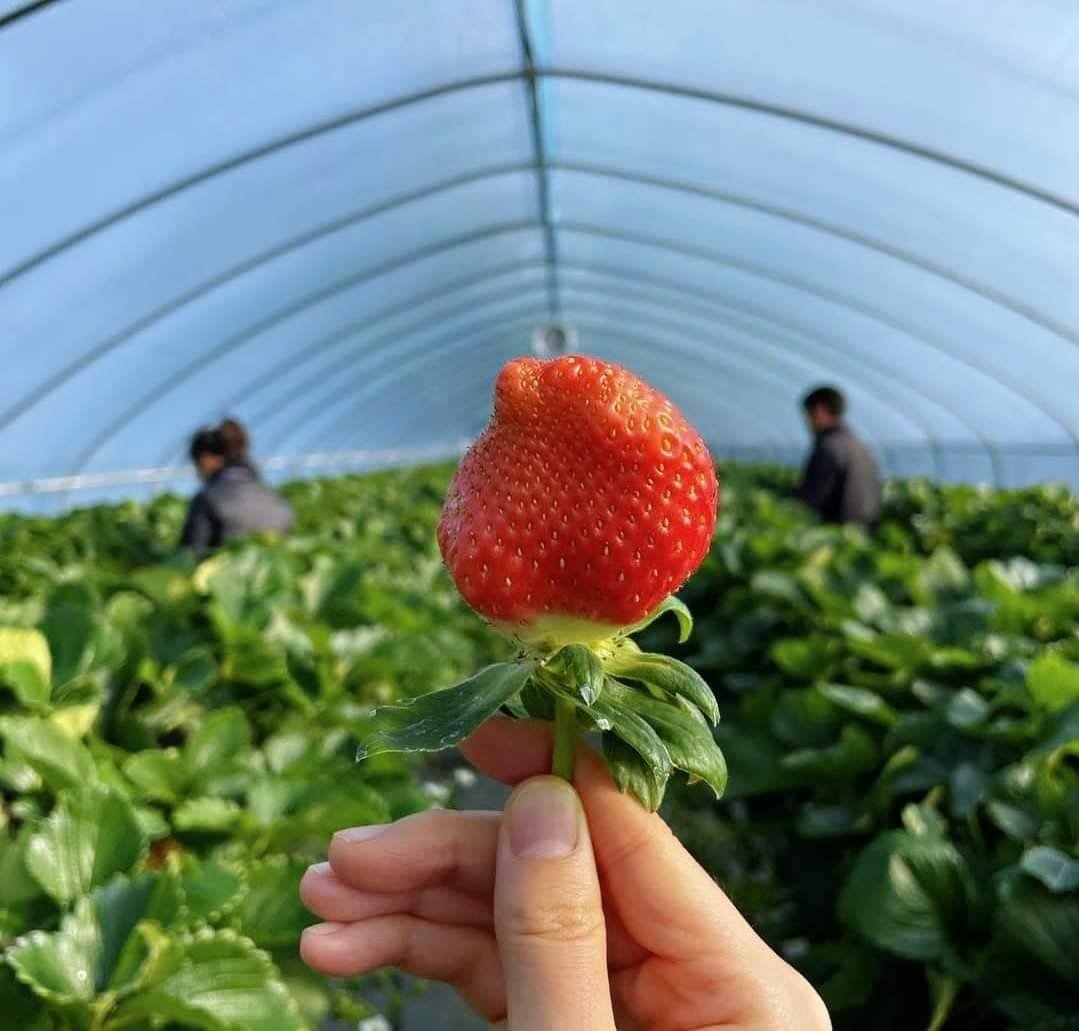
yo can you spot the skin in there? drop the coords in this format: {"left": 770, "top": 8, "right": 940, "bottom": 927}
{"left": 195, "top": 453, "right": 224, "bottom": 481}
{"left": 300, "top": 718, "right": 831, "bottom": 1031}
{"left": 805, "top": 403, "right": 839, "bottom": 434}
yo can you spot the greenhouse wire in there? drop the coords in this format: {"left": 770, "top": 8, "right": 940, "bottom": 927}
{"left": 513, "top": 0, "right": 561, "bottom": 319}
{"left": 63, "top": 209, "right": 1072, "bottom": 489}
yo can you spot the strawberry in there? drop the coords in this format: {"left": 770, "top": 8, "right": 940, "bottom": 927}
{"left": 437, "top": 355, "right": 718, "bottom": 645}
{"left": 362, "top": 355, "right": 726, "bottom": 811}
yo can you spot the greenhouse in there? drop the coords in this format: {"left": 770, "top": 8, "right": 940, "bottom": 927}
{"left": 0, "top": 2, "right": 1077, "bottom": 1030}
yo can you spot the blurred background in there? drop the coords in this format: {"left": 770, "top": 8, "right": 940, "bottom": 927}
{"left": 0, "top": 3, "right": 1077, "bottom": 1030}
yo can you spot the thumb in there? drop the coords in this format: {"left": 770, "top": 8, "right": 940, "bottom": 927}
{"left": 494, "top": 776, "right": 616, "bottom": 1031}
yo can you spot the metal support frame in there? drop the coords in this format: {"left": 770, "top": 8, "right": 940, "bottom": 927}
{"left": 513, "top": 0, "right": 559, "bottom": 317}
{"left": 0, "top": 0, "right": 61, "bottom": 31}
{"left": 4, "top": 39, "right": 1078, "bottom": 491}
{"left": 0, "top": 441, "right": 471, "bottom": 500}
{"left": 3, "top": 63, "right": 1075, "bottom": 296}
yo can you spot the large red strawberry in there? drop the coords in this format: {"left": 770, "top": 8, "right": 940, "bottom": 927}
{"left": 363, "top": 356, "right": 725, "bottom": 808}
{"left": 438, "top": 355, "right": 718, "bottom": 645}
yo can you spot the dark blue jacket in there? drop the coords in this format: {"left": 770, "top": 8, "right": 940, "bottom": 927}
{"left": 179, "top": 463, "right": 294, "bottom": 555}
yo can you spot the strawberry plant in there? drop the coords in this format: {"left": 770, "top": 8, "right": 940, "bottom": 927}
{"left": 0, "top": 466, "right": 505, "bottom": 1029}
{"left": 0, "top": 454, "right": 1076, "bottom": 1030}
{"left": 359, "top": 356, "right": 726, "bottom": 809}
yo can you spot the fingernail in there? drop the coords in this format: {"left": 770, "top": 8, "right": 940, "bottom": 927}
{"left": 334, "top": 824, "right": 388, "bottom": 843}
{"left": 508, "top": 778, "right": 579, "bottom": 858}
{"left": 303, "top": 922, "right": 345, "bottom": 938}
{"left": 305, "top": 862, "right": 331, "bottom": 876}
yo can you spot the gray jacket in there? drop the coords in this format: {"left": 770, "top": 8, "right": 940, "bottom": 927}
{"left": 179, "top": 463, "right": 294, "bottom": 555}
{"left": 795, "top": 424, "right": 881, "bottom": 526}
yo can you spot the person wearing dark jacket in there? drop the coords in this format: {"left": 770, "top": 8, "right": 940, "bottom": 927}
{"left": 179, "top": 422, "right": 294, "bottom": 555}
{"left": 795, "top": 386, "right": 881, "bottom": 526}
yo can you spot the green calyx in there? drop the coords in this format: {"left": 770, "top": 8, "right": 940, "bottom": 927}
{"left": 358, "top": 595, "right": 726, "bottom": 810}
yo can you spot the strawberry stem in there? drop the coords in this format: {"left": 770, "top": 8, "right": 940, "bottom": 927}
{"left": 551, "top": 697, "right": 577, "bottom": 781}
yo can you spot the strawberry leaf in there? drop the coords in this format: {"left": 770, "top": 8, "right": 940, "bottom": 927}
{"left": 0, "top": 628, "right": 52, "bottom": 708}
{"left": 518, "top": 680, "right": 556, "bottom": 720}
{"left": 544, "top": 644, "right": 604, "bottom": 705}
{"left": 108, "top": 928, "right": 304, "bottom": 1031}
{"left": 603, "top": 734, "right": 669, "bottom": 812}
{"left": 232, "top": 855, "right": 313, "bottom": 948}
{"left": 591, "top": 695, "right": 673, "bottom": 783}
{"left": 0, "top": 717, "right": 97, "bottom": 794}
{"left": 621, "top": 595, "right": 693, "bottom": 644}
{"left": 604, "top": 643, "right": 718, "bottom": 724}
{"left": 7, "top": 874, "right": 165, "bottom": 1005}
{"left": 358, "top": 660, "right": 537, "bottom": 759}
{"left": 25, "top": 786, "right": 147, "bottom": 904}
{"left": 603, "top": 678, "right": 727, "bottom": 798}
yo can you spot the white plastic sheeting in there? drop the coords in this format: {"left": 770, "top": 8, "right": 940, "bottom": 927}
{"left": 1, "top": 0, "right": 1078, "bottom": 507}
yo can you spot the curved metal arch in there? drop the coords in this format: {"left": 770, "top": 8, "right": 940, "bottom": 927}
{"left": 546, "top": 69, "right": 1079, "bottom": 217}
{"left": 0, "top": 0, "right": 60, "bottom": 30}
{"left": 137, "top": 210, "right": 1047, "bottom": 478}
{"left": 6, "top": 52, "right": 1075, "bottom": 299}
{"left": 12, "top": 147, "right": 1074, "bottom": 446}
{"left": 254, "top": 297, "right": 554, "bottom": 454}
{"left": 346, "top": 318, "right": 800, "bottom": 456}
{"left": 552, "top": 261, "right": 994, "bottom": 460}
{"left": 18, "top": 146, "right": 1053, "bottom": 450}
{"left": 68, "top": 204, "right": 1073, "bottom": 481}
{"left": 278, "top": 299, "right": 811, "bottom": 457}
{"left": 0, "top": 72, "right": 524, "bottom": 289}
{"left": 549, "top": 160, "right": 1079, "bottom": 349}
{"left": 370, "top": 306, "right": 908, "bottom": 461}
{"left": 303, "top": 306, "right": 832, "bottom": 459}
{"left": 64, "top": 220, "right": 541, "bottom": 478}
{"left": 233, "top": 207, "right": 1075, "bottom": 463}
{"left": 554, "top": 289, "right": 945, "bottom": 478}
{"left": 151, "top": 257, "right": 556, "bottom": 468}
{"left": 557, "top": 218, "right": 1079, "bottom": 446}
{"left": 360, "top": 320, "right": 807, "bottom": 455}
{"left": 244, "top": 276, "right": 549, "bottom": 438}
{"left": 0, "top": 161, "right": 536, "bottom": 436}
{"left": 256, "top": 266, "right": 930, "bottom": 457}
{"left": 377, "top": 348, "right": 797, "bottom": 460}
{"left": 175, "top": 254, "right": 994, "bottom": 475}
{"left": 543, "top": 284, "right": 933, "bottom": 448}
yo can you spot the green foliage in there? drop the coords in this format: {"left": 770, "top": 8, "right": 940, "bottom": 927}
{"left": 0, "top": 465, "right": 506, "bottom": 1029}
{"left": 361, "top": 604, "right": 727, "bottom": 810}
{"left": 664, "top": 468, "right": 1079, "bottom": 1031}
{"left": 1, "top": 462, "right": 1077, "bottom": 1029}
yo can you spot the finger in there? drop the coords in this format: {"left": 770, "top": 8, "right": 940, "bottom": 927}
{"left": 459, "top": 717, "right": 552, "bottom": 785}
{"left": 300, "top": 863, "right": 491, "bottom": 927}
{"left": 300, "top": 916, "right": 506, "bottom": 1021}
{"left": 464, "top": 719, "right": 771, "bottom": 962}
{"left": 327, "top": 809, "right": 500, "bottom": 896}
{"left": 494, "top": 776, "right": 616, "bottom": 1031}
{"left": 321, "top": 802, "right": 642, "bottom": 966}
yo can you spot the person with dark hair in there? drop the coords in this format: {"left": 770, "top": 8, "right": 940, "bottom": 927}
{"left": 217, "top": 417, "right": 252, "bottom": 467}
{"left": 794, "top": 385, "right": 881, "bottom": 525}
{"left": 179, "top": 422, "right": 293, "bottom": 555}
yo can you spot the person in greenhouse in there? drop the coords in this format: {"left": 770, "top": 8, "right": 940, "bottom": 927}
{"left": 178, "top": 421, "right": 294, "bottom": 555}
{"left": 217, "top": 416, "right": 256, "bottom": 471}
{"left": 795, "top": 385, "right": 881, "bottom": 526}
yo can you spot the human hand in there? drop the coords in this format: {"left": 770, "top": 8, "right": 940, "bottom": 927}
{"left": 300, "top": 718, "right": 831, "bottom": 1030}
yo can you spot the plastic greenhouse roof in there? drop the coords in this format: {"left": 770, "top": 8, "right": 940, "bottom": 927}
{"left": 2, "top": 0, "right": 1079, "bottom": 508}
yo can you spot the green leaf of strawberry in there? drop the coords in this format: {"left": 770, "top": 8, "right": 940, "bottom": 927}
{"left": 604, "top": 641, "right": 720, "bottom": 724}
{"left": 540, "top": 644, "right": 605, "bottom": 706}
{"left": 356, "top": 660, "right": 537, "bottom": 759}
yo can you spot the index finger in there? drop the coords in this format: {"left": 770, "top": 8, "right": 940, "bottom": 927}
{"left": 460, "top": 718, "right": 772, "bottom": 962}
